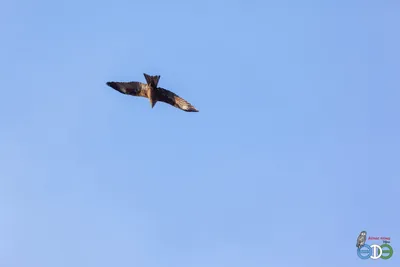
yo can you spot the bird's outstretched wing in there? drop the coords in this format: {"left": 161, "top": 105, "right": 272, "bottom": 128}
{"left": 156, "top": 87, "right": 199, "bottom": 112}
{"left": 106, "top": 82, "right": 149, "bottom": 98}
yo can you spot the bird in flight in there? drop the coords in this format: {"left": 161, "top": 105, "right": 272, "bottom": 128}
{"left": 106, "top": 73, "right": 199, "bottom": 112}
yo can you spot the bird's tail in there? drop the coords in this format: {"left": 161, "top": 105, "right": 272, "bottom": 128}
{"left": 143, "top": 73, "right": 160, "bottom": 87}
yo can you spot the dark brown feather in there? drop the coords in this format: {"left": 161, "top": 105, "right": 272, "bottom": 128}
{"left": 143, "top": 73, "right": 160, "bottom": 88}
{"left": 106, "top": 82, "right": 149, "bottom": 97}
{"left": 155, "top": 87, "right": 199, "bottom": 112}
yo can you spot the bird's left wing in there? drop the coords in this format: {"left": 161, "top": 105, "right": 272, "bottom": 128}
{"left": 106, "top": 82, "right": 149, "bottom": 97}
{"left": 156, "top": 87, "right": 199, "bottom": 112}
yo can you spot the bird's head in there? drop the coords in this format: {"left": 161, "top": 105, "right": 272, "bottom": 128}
{"left": 360, "top": 231, "right": 367, "bottom": 236}
{"left": 149, "top": 98, "right": 156, "bottom": 108}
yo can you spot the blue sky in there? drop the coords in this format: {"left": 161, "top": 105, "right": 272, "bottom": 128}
{"left": 1, "top": 0, "right": 399, "bottom": 266}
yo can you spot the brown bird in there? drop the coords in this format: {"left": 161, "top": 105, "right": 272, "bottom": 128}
{"left": 106, "top": 73, "right": 199, "bottom": 112}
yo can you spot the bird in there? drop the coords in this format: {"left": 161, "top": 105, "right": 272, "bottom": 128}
{"left": 106, "top": 73, "right": 199, "bottom": 112}
{"left": 356, "top": 231, "right": 367, "bottom": 249}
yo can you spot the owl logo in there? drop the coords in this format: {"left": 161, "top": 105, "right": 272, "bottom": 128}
{"left": 356, "top": 231, "right": 367, "bottom": 249}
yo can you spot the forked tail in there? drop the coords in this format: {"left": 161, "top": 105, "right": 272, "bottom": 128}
{"left": 143, "top": 73, "right": 160, "bottom": 87}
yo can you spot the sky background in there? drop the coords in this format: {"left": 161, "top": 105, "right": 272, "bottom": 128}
{"left": 0, "top": 0, "right": 399, "bottom": 266}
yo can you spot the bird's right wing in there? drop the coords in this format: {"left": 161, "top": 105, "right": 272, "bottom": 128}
{"left": 106, "top": 82, "right": 149, "bottom": 98}
{"left": 156, "top": 87, "right": 199, "bottom": 112}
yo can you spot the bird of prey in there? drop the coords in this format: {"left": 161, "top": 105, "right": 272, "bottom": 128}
{"left": 356, "top": 231, "right": 367, "bottom": 249}
{"left": 106, "top": 73, "right": 199, "bottom": 112}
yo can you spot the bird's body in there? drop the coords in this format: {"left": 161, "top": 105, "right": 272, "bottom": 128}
{"left": 106, "top": 73, "right": 198, "bottom": 112}
{"left": 356, "top": 231, "right": 367, "bottom": 249}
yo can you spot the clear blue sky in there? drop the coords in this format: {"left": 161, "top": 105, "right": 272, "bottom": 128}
{"left": 1, "top": 0, "right": 399, "bottom": 266}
